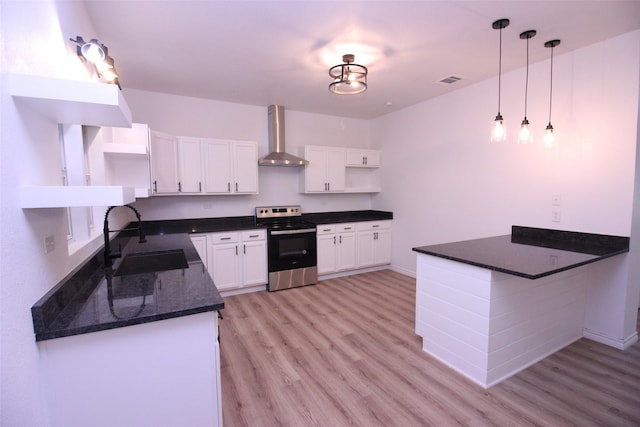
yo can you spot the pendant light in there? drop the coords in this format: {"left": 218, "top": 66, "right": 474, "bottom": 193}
{"left": 491, "top": 19, "right": 509, "bottom": 142}
{"left": 328, "top": 54, "right": 368, "bottom": 95}
{"left": 544, "top": 39, "right": 561, "bottom": 147}
{"left": 518, "top": 30, "right": 536, "bottom": 144}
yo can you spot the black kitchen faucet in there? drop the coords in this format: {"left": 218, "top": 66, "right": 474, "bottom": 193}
{"left": 103, "top": 204, "right": 146, "bottom": 268}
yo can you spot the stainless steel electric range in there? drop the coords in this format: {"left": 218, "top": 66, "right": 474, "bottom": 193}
{"left": 255, "top": 205, "right": 317, "bottom": 291}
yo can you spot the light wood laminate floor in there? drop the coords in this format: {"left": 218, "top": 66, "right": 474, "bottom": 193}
{"left": 220, "top": 269, "right": 640, "bottom": 426}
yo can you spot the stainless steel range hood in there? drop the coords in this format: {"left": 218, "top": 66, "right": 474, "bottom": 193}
{"left": 258, "top": 105, "right": 309, "bottom": 166}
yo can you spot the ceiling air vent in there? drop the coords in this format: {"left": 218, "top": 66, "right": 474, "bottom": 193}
{"left": 438, "top": 76, "right": 462, "bottom": 85}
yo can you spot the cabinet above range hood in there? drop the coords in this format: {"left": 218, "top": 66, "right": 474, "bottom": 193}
{"left": 258, "top": 105, "right": 309, "bottom": 167}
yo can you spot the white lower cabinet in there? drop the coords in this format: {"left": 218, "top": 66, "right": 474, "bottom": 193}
{"left": 39, "top": 312, "right": 222, "bottom": 427}
{"left": 316, "top": 223, "right": 359, "bottom": 275}
{"left": 194, "top": 229, "right": 267, "bottom": 292}
{"left": 318, "top": 220, "right": 392, "bottom": 276}
{"left": 356, "top": 221, "right": 392, "bottom": 268}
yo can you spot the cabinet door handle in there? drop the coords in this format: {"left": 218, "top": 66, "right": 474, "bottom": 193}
{"left": 227, "top": 182, "right": 231, "bottom": 192}
{"left": 339, "top": 235, "right": 342, "bottom": 244}
{"left": 199, "top": 182, "right": 202, "bottom": 192}
{"left": 235, "top": 245, "right": 238, "bottom": 255}
{"left": 249, "top": 234, "right": 259, "bottom": 238}
{"left": 220, "top": 237, "right": 231, "bottom": 241}
{"left": 153, "top": 180, "right": 157, "bottom": 193}
{"left": 243, "top": 244, "right": 246, "bottom": 254}
{"left": 372, "top": 224, "right": 380, "bottom": 228}
{"left": 178, "top": 181, "right": 182, "bottom": 192}
{"left": 235, "top": 182, "right": 238, "bottom": 192}
{"left": 322, "top": 228, "right": 332, "bottom": 232}
{"left": 333, "top": 236, "right": 336, "bottom": 244}
{"left": 344, "top": 227, "right": 352, "bottom": 230}
{"left": 327, "top": 182, "right": 330, "bottom": 191}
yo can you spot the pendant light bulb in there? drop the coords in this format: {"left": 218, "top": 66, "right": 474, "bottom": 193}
{"left": 519, "top": 118, "right": 533, "bottom": 144}
{"left": 492, "top": 114, "right": 506, "bottom": 142}
{"left": 491, "top": 18, "right": 510, "bottom": 142}
{"left": 544, "top": 123, "right": 555, "bottom": 147}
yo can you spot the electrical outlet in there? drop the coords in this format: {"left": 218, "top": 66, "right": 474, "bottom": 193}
{"left": 551, "top": 209, "right": 561, "bottom": 223}
{"left": 552, "top": 194, "right": 561, "bottom": 206}
{"left": 44, "top": 235, "right": 55, "bottom": 253}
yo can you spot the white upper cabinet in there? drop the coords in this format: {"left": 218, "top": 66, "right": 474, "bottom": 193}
{"left": 302, "top": 146, "right": 346, "bottom": 193}
{"left": 301, "top": 145, "right": 381, "bottom": 194}
{"left": 204, "top": 139, "right": 258, "bottom": 194}
{"left": 203, "top": 140, "right": 232, "bottom": 193}
{"left": 149, "top": 131, "right": 180, "bottom": 194}
{"left": 178, "top": 137, "right": 204, "bottom": 193}
{"left": 346, "top": 149, "right": 381, "bottom": 167}
{"left": 150, "top": 134, "right": 258, "bottom": 196}
{"left": 233, "top": 142, "right": 259, "bottom": 194}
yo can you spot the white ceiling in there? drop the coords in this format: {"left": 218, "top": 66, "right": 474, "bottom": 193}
{"left": 84, "top": 1, "right": 640, "bottom": 119}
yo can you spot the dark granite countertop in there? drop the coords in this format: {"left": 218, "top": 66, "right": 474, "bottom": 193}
{"left": 32, "top": 233, "right": 224, "bottom": 341}
{"left": 302, "top": 210, "right": 393, "bottom": 225}
{"left": 31, "top": 210, "right": 392, "bottom": 341}
{"left": 141, "top": 215, "right": 262, "bottom": 235}
{"left": 412, "top": 226, "right": 629, "bottom": 279}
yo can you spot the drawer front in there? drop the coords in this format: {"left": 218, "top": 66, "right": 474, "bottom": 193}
{"left": 241, "top": 229, "right": 266, "bottom": 241}
{"left": 209, "top": 232, "right": 239, "bottom": 244}
{"left": 356, "top": 220, "right": 391, "bottom": 231}
{"left": 316, "top": 225, "right": 336, "bottom": 235}
{"left": 337, "top": 223, "right": 356, "bottom": 233}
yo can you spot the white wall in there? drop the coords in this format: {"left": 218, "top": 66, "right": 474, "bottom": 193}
{"left": 122, "top": 89, "right": 374, "bottom": 219}
{"left": 0, "top": 1, "right": 107, "bottom": 425}
{"left": 372, "top": 31, "right": 640, "bottom": 278}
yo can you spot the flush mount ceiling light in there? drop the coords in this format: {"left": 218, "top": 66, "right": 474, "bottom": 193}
{"left": 328, "top": 54, "right": 368, "bottom": 95}
{"left": 70, "top": 36, "right": 120, "bottom": 87}
{"left": 544, "top": 39, "right": 561, "bottom": 147}
{"left": 491, "top": 19, "right": 509, "bottom": 142}
{"left": 518, "top": 29, "right": 537, "bottom": 145}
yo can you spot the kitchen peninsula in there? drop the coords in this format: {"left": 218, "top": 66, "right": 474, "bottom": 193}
{"left": 412, "top": 226, "right": 631, "bottom": 388}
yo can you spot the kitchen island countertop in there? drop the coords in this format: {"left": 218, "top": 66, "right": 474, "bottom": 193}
{"left": 412, "top": 226, "right": 629, "bottom": 279}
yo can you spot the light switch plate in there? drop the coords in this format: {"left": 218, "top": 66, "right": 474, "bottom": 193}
{"left": 44, "top": 235, "right": 55, "bottom": 253}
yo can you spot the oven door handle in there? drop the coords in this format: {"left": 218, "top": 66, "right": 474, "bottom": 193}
{"left": 270, "top": 228, "right": 316, "bottom": 236}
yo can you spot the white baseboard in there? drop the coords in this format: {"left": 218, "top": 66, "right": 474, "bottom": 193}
{"left": 583, "top": 328, "right": 639, "bottom": 350}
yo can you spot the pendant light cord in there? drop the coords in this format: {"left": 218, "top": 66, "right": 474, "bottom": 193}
{"left": 548, "top": 46, "right": 554, "bottom": 123}
{"left": 497, "top": 27, "right": 503, "bottom": 113}
{"left": 524, "top": 36, "right": 530, "bottom": 118}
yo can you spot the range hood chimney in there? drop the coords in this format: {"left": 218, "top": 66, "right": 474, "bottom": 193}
{"left": 258, "top": 105, "right": 309, "bottom": 166}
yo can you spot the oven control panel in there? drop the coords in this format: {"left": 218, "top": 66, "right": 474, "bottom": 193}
{"left": 256, "top": 205, "right": 302, "bottom": 219}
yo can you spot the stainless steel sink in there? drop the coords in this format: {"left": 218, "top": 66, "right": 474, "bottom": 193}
{"left": 114, "top": 249, "right": 189, "bottom": 276}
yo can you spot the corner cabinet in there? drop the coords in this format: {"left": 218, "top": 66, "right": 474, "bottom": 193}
{"left": 300, "top": 145, "right": 381, "bottom": 194}
{"left": 191, "top": 229, "right": 267, "bottom": 295}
